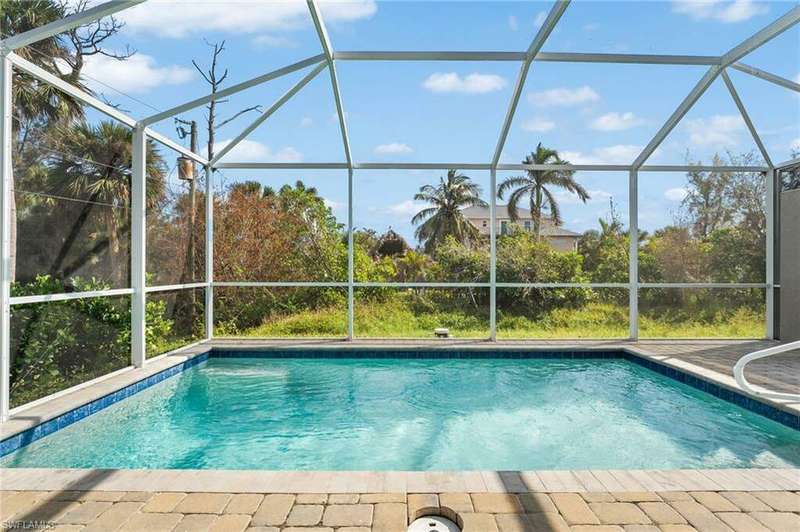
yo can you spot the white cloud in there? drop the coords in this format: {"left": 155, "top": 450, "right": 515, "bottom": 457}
{"left": 214, "top": 139, "right": 302, "bottom": 163}
{"left": 665, "top": 187, "right": 689, "bottom": 202}
{"left": 78, "top": 53, "right": 193, "bottom": 93}
{"left": 521, "top": 117, "right": 555, "bottom": 132}
{"left": 386, "top": 200, "right": 426, "bottom": 217}
{"left": 119, "top": 0, "right": 377, "bottom": 38}
{"left": 560, "top": 144, "right": 644, "bottom": 165}
{"left": 672, "top": 0, "right": 769, "bottom": 23}
{"left": 684, "top": 114, "right": 745, "bottom": 145}
{"left": 791, "top": 138, "right": 800, "bottom": 151}
{"left": 324, "top": 198, "right": 345, "bottom": 211}
{"left": 374, "top": 142, "right": 414, "bottom": 155}
{"left": 583, "top": 23, "right": 600, "bottom": 31}
{"left": 300, "top": 117, "right": 314, "bottom": 128}
{"left": 528, "top": 86, "right": 600, "bottom": 107}
{"left": 593, "top": 145, "right": 643, "bottom": 162}
{"left": 422, "top": 72, "right": 508, "bottom": 94}
{"left": 590, "top": 112, "right": 645, "bottom": 131}
{"left": 251, "top": 34, "right": 296, "bottom": 48}
{"left": 554, "top": 188, "right": 613, "bottom": 205}
{"left": 534, "top": 11, "right": 548, "bottom": 27}
{"left": 508, "top": 15, "right": 519, "bottom": 31}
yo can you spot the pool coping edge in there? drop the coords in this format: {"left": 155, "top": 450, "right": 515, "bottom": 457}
{"left": 1, "top": 467, "right": 798, "bottom": 493}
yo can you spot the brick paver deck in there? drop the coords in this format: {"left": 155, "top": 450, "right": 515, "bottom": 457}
{"left": 2, "top": 489, "right": 799, "bottom": 531}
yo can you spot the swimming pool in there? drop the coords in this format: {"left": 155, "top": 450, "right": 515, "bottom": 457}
{"left": 2, "top": 354, "right": 799, "bottom": 470}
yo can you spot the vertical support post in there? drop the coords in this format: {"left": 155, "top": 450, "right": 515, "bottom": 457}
{"left": 347, "top": 167, "right": 354, "bottom": 340}
{"left": 131, "top": 125, "right": 146, "bottom": 367}
{"left": 629, "top": 169, "right": 639, "bottom": 341}
{"left": 766, "top": 168, "right": 775, "bottom": 339}
{"left": 0, "top": 53, "right": 13, "bottom": 421}
{"left": 205, "top": 165, "right": 214, "bottom": 340}
{"left": 489, "top": 168, "right": 497, "bottom": 341}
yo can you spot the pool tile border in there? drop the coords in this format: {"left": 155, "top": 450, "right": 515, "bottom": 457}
{"left": 622, "top": 352, "right": 800, "bottom": 430}
{"left": 0, "top": 353, "right": 209, "bottom": 458}
{"left": 1, "top": 345, "right": 798, "bottom": 459}
{"left": 211, "top": 348, "right": 623, "bottom": 359}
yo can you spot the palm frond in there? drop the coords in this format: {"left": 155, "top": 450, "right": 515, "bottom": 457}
{"left": 506, "top": 187, "right": 529, "bottom": 222}
{"left": 497, "top": 175, "right": 530, "bottom": 199}
{"left": 542, "top": 187, "right": 562, "bottom": 226}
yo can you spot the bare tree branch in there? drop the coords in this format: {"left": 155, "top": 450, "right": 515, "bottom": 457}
{"left": 216, "top": 105, "right": 263, "bottom": 130}
{"left": 56, "top": 0, "right": 135, "bottom": 85}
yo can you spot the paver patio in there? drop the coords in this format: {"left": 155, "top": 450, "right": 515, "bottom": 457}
{"left": 2, "top": 489, "right": 800, "bottom": 531}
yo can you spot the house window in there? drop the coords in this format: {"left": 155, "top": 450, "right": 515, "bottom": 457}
{"left": 482, "top": 220, "right": 487, "bottom": 227}
{"left": 523, "top": 220, "right": 531, "bottom": 231}
{"left": 501, "top": 221, "right": 508, "bottom": 235}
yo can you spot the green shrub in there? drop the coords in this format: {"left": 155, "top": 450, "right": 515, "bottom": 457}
{"left": 9, "top": 275, "right": 190, "bottom": 407}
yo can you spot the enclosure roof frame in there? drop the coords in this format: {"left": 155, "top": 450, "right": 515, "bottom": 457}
{"left": 2, "top": 1, "right": 798, "bottom": 171}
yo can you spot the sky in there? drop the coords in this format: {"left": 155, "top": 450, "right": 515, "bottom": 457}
{"left": 33, "top": 0, "right": 800, "bottom": 242}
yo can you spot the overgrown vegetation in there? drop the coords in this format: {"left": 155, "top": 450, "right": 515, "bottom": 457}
{"left": 211, "top": 152, "right": 765, "bottom": 342}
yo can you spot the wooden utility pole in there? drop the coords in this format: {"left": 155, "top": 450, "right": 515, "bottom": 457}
{"left": 176, "top": 119, "right": 198, "bottom": 327}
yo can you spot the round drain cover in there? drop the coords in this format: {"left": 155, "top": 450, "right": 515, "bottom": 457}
{"left": 408, "top": 515, "right": 460, "bottom": 532}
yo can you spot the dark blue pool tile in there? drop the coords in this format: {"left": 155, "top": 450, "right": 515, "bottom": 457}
{"left": 211, "top": 348, "right": 625, "bottom": 360}
{"left": 0, "top": 351, "right": 212, "bottom": 458}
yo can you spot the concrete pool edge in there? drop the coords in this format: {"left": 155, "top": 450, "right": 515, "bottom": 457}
{"left": 1, "top": 467, "right": 798, "bottom": 493}
{"left": 1, "top": 340, "right": 798, "bottom": 458}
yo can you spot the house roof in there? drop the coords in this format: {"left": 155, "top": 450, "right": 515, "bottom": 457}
{"left": 461, "top": 205, "right": 582, "bottom": 237}
{"left": 462, "top": 204, "right": 529, "bottom": 219}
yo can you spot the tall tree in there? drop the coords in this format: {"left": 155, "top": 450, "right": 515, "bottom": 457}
{"left": 4, "top": 0, "right": 130, "bottom": 281}
{"left": 412, "top": 169, "right": 487, "bottom": 253}
{"left": 191, "top": 40, "right": 261, "bottom": 162}
{"left": 680, "top": 155, "right": 734, "bottom": 238}
{"left": 497, "top": 143, "right": 589, "bottom": 238}
{"left": 46, "top": 121, "right": 166, "bottom": 284}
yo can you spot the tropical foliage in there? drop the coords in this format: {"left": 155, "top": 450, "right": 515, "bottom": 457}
{"left": 412, "top": 169, "right": 488, "bottom": 253}
{"left": 498, "top": 143, "right": 589, "bottom": 237}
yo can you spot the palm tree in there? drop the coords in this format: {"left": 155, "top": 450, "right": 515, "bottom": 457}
{"left": 498, "top": 143, "right": 590, "bottom": 239}
{"left": 47, "top": 120, "right": 166, "bottom": 284}
{"left": 4, "top": 0, "right": 86, "bottom": 281}
{"left": 412, "top": 169, "right": 487, "bottom": 253}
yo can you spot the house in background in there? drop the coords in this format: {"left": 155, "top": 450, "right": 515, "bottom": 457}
{"left": 461, "top": 205, "right": 581, "bottom": 252}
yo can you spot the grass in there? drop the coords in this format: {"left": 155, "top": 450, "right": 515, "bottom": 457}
{"left": 639, "top": 307, "right": 764, "bottom": 338}
{"left": 218, "top": 294, "right": 765, "bottom": 340}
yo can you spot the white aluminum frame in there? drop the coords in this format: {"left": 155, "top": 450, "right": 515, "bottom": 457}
{"left": 731, "top": 62, "right": 800, "bottom": 93}
{"left": 1, "top": 52, "right": 13, "bottom": 420}
{"left": 493, "top": 1, "right": 570, "bottom": 168}
{"left": 131, "top": 125, "right": 146, "bottom": 368}
{"left": 721, "top": 70, "right": 773, "bottom": 168}
{"left": 210, "top": 62, "right": 328, "bottom": 166}
{"left": 0, "top": 1, "right": 798, "bottom": 418}
{"left": 0, "top": 0, "right": 145, "bottom": 52}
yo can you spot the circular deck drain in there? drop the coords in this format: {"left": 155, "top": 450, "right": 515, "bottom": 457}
{"left": 408, "top": 515, "right": 460, "bottom": 532}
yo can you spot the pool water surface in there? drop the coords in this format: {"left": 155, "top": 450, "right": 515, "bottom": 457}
{"left": 3, "top": 357, "right": 799, "bottom": 470}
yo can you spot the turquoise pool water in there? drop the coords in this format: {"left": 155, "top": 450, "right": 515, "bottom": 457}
{"left": 3, "top": 357, "right": 799, "bottom": 470}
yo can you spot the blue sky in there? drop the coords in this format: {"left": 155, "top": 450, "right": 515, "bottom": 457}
{"left": 51, "top": 0, "right": 800, "bottom": 242}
